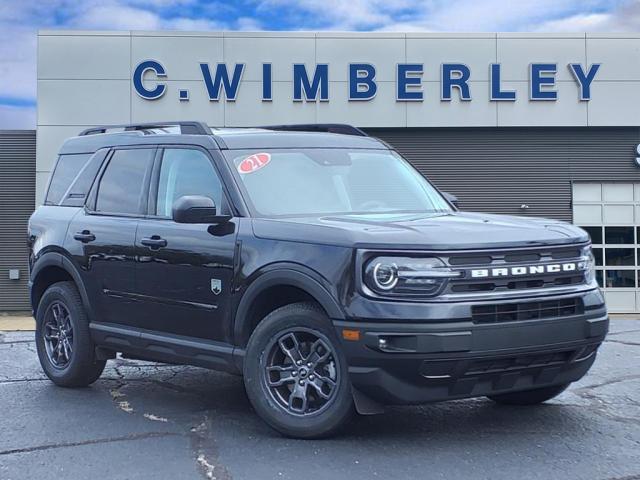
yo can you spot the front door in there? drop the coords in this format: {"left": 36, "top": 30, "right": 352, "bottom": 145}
{"left": 134, "top": 147, "right": 238, "bottom": 342}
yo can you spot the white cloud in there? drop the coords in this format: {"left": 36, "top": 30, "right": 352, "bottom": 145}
{"left": 68, "top": 4, "right": 163, "bottom": 30}
{"left": 256, "top": 0, "right": 414, "bottom": 29}
{"left": 533, "top": 1, "right": 640, "bottom": 32}
{"left": 0, "top": 104, "right": 36, "bottom": 129}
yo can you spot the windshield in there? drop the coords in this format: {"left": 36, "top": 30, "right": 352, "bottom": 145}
{"left": 224, "top": 148, "right": 452, "bottom": 217}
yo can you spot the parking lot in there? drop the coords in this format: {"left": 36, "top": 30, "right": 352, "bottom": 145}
{"left": 1, "top": 318, "right": 639, "bottom": 480}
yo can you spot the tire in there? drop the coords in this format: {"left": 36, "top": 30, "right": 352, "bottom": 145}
{"left": 487, "top": 383, "right": 570, "bottom": 405}
{"left": 243, "top": 302, "right": 354, "bottom": 439}
{"left": 35, "top": 281, "right": 106, "bottom": 387}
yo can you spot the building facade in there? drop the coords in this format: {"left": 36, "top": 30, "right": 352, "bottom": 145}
{"left": 28, "top": 31, "right": 640, "bottom": 312}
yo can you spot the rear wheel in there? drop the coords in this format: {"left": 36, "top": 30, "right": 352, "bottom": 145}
{"left": 35, "top": 281, "right": 106, "bottom": 387}
{"left": 487, "top": 383, "right": 569, "bottom": 405}
{"left": 243, "top": 302, "right": 353, "bottom": 439}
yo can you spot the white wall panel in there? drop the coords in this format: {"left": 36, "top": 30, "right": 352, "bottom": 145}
{"left": 406, "top": 37, "right": 496, "bottom": 82}
{"left": 132, "top": 35, "right": 223, "bottom": 81}
{"left": 38, "top": 80, "right": 130, "bottom": 125}
{"left": 131, "top": 80, "right": 224, "bottom": 125}
{"left": 588, "top": 81, "right": 640, "bottom": 126}
{"left": 573, "top": 204, "right": 602, "bottom": 224}
{"left": 497, "top": 82, "right": 588, "bottom": 126}
{"left": 316, "top": 35, "right": 405, "bottom": 82}
{"left": 573, "top": 183, "right": 602, "bottom": 202}
{"left": 39, "top": 34, "right": 131, "bottom": 80}
{"left": 605, "top": 291, "right": 637, "bottom": 313}
{"left": 406, "top": 82, "right": 496, "bottom": 127}
{"left": 317, "top": 82, "right": 404, "bottom": 127}
{"left": 497, "top": 36, "right": 585, "bottom": 82}
{"left": 603, "top": 205, "right": 635, "bottom": 224}
{"left": 225, "top": 82, "right": 316, "bottom": 126}
{"left": 587, "top": 38, "right": 640, "bottom": 81}
{"left": 224, "top": 35, "right": 315, "bottom": 82}
{"left": 603, "top": 183, "right": 635, "bottom": 202}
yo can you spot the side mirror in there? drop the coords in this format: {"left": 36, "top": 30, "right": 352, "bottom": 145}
{"left": 442, "top": 192, "right": 459, "bottom": 208}
{"left": 172, "top": 195, "right": 225, "bottom": 224}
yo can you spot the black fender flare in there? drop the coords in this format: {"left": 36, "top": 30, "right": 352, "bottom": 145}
{"left": 30, "top": 251, "right": 94, "bottom": 321}
{"left": 233, "top": 267, "right": 345, "bottom": 346}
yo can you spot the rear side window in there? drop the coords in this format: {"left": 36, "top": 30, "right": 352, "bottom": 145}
{"left": 45, "top": 154, "right": 91, "bottom": 205}
{"left": 95, "top": 149, "right": 154, "bottom": 215}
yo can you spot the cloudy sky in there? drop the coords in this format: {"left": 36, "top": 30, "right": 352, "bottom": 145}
{"left": 1, "top": 0, "right": 638, "bottom": 129}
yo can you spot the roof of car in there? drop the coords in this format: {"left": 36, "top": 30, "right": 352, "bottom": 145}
{"left": 211, "top": 128, "right": 387, "bottom": 150}
{"left": 58, "top": 124, "right": 389, "bottom": 155}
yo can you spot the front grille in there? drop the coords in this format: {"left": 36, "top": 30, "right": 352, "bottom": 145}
{"left": 444, "top": 245, "right": 587, "bottom": 295}
{"left": 472, "top": 298, "right": 584, "bottom": 324}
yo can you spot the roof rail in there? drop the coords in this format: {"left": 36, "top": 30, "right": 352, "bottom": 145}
{"left": 79, "top": 121, "right": 212, "bottom": 136}
{"left": 261, "top": 124, "right": 368, "bottom": 137}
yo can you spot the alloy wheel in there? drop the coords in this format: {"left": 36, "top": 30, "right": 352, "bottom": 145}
{"left": 43, "top": 301, "right": 74, "bottom": 368}
{"left": 263, "top": 329, "right": 339, "bottom": 416}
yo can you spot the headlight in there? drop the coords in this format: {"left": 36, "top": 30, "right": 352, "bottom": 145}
{"left": 364, "top": 256, "right": 461, "bottom": 297}
{"left": 581, "top": 246, "right": 596, "bottom": 284}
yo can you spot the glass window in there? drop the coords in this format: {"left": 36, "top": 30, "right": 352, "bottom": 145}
{"left": 605, "top": 226, "right": 634, "bottom": 244}
{"left": 592, "top": 248, "right": 603, "bottom": 266}
{"left": 156, "top": 149, "right": 223, "bottom": 218}
{"left": 580, "top": 226, "right": 602, "bottom": 244}
{"left": 595, "top": 270, "right": 603, "bottom": 288}
{"left": 45, "top": 154, "right": 91, "bottom": 205}
{"left": 605, "top": 270, "right": 636, "bottom": 288}
{"left": 96, "top": 149, "right": 154, "bottom": 215}
{"left": 605, "top": 248, "right": 635, "bottom": 266}
{"left": 224, "top": 149, "right": 451, "bottom": 217}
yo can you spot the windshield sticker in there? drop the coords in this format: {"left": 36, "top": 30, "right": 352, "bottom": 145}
{"left": 238, "top": 152, "right": 271, "bottom": 174}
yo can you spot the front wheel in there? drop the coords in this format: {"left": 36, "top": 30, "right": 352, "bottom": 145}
{"left": 243, "top": 302, "right": 354, "bottom": 439}
{"left": 487, "top": 383, "right": 570, "bottom": 405}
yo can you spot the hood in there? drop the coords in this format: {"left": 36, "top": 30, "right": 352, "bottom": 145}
{"left": 251, "top": 211, "right": 589, "bottom": 250}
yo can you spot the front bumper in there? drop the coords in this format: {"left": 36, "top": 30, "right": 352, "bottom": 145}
{"left": 334, "top": 289, "right": 608, "bottom": 405}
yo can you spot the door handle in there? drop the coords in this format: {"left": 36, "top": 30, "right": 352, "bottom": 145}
{"left": 73, "top": 230, "right": 96, "bottom": 243}
{"left": 141, "top": 235, "right": 167, "bottom": 249}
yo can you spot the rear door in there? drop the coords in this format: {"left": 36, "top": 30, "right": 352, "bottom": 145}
{"left": 134, "top": 147, "right": 238, "bottom": 342}
{"left": 66, "top": 147, "right": 156, "bottom": 326}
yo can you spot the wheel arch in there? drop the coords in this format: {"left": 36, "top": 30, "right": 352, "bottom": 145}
{"left": 30, "top": 252, "right": 93, "bottom": 320}
{"left": 233, "top": 268, "right": 345, "bottom": 347}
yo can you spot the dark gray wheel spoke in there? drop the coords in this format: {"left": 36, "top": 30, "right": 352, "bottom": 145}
{"left": 264, "top": 328, "right": 340, "bottom": 416}
{"left": 278, "top": 333, "right": 304, "bottom": 365}
{"left": 307, "top": 339, "right": 331, "bottom": 367}
{"left": 308, "top": 374, "right": 336, "bottom": 400}
{"left": 52, "top": 304, "right": 62, "bottom": 325}
{"left": 44, "top": 301, "right": 73, "bottom": 368}
{"left": 288, "top": 382, "right": 309, "bottom": 414}
{"left": 62, "top": 339, "right": 71, "bottom": 361}
{"left": 267, "top": 365, "right": 297, "bottom": 387}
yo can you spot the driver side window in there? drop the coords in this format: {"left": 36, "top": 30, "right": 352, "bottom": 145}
{"left": 155, "top": 148, "right": 224, "bottom": 218}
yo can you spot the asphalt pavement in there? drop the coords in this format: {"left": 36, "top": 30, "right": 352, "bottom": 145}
{"left": 1, "top": 319, "right": 639, "bottom": 480}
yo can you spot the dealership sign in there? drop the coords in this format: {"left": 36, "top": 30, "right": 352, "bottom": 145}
{"left": 133, "top": 60, "right": 601, "bottom": 103}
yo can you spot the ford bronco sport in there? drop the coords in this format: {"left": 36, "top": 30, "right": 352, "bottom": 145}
{"left": 28, "top": 121, "right": 608, "bottom": 438}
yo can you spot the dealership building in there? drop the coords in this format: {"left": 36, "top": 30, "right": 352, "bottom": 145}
{"left": 1, "top": 30, "right": 640, "bottom": 312}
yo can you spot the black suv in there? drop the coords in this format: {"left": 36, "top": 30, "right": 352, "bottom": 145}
{"left": 28, "top": 121, "right": 608, "bottom": 438}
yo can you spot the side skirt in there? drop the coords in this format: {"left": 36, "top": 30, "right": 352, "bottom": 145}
{"left": 90, "top": 322, "right": 244, "bottom": 374}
